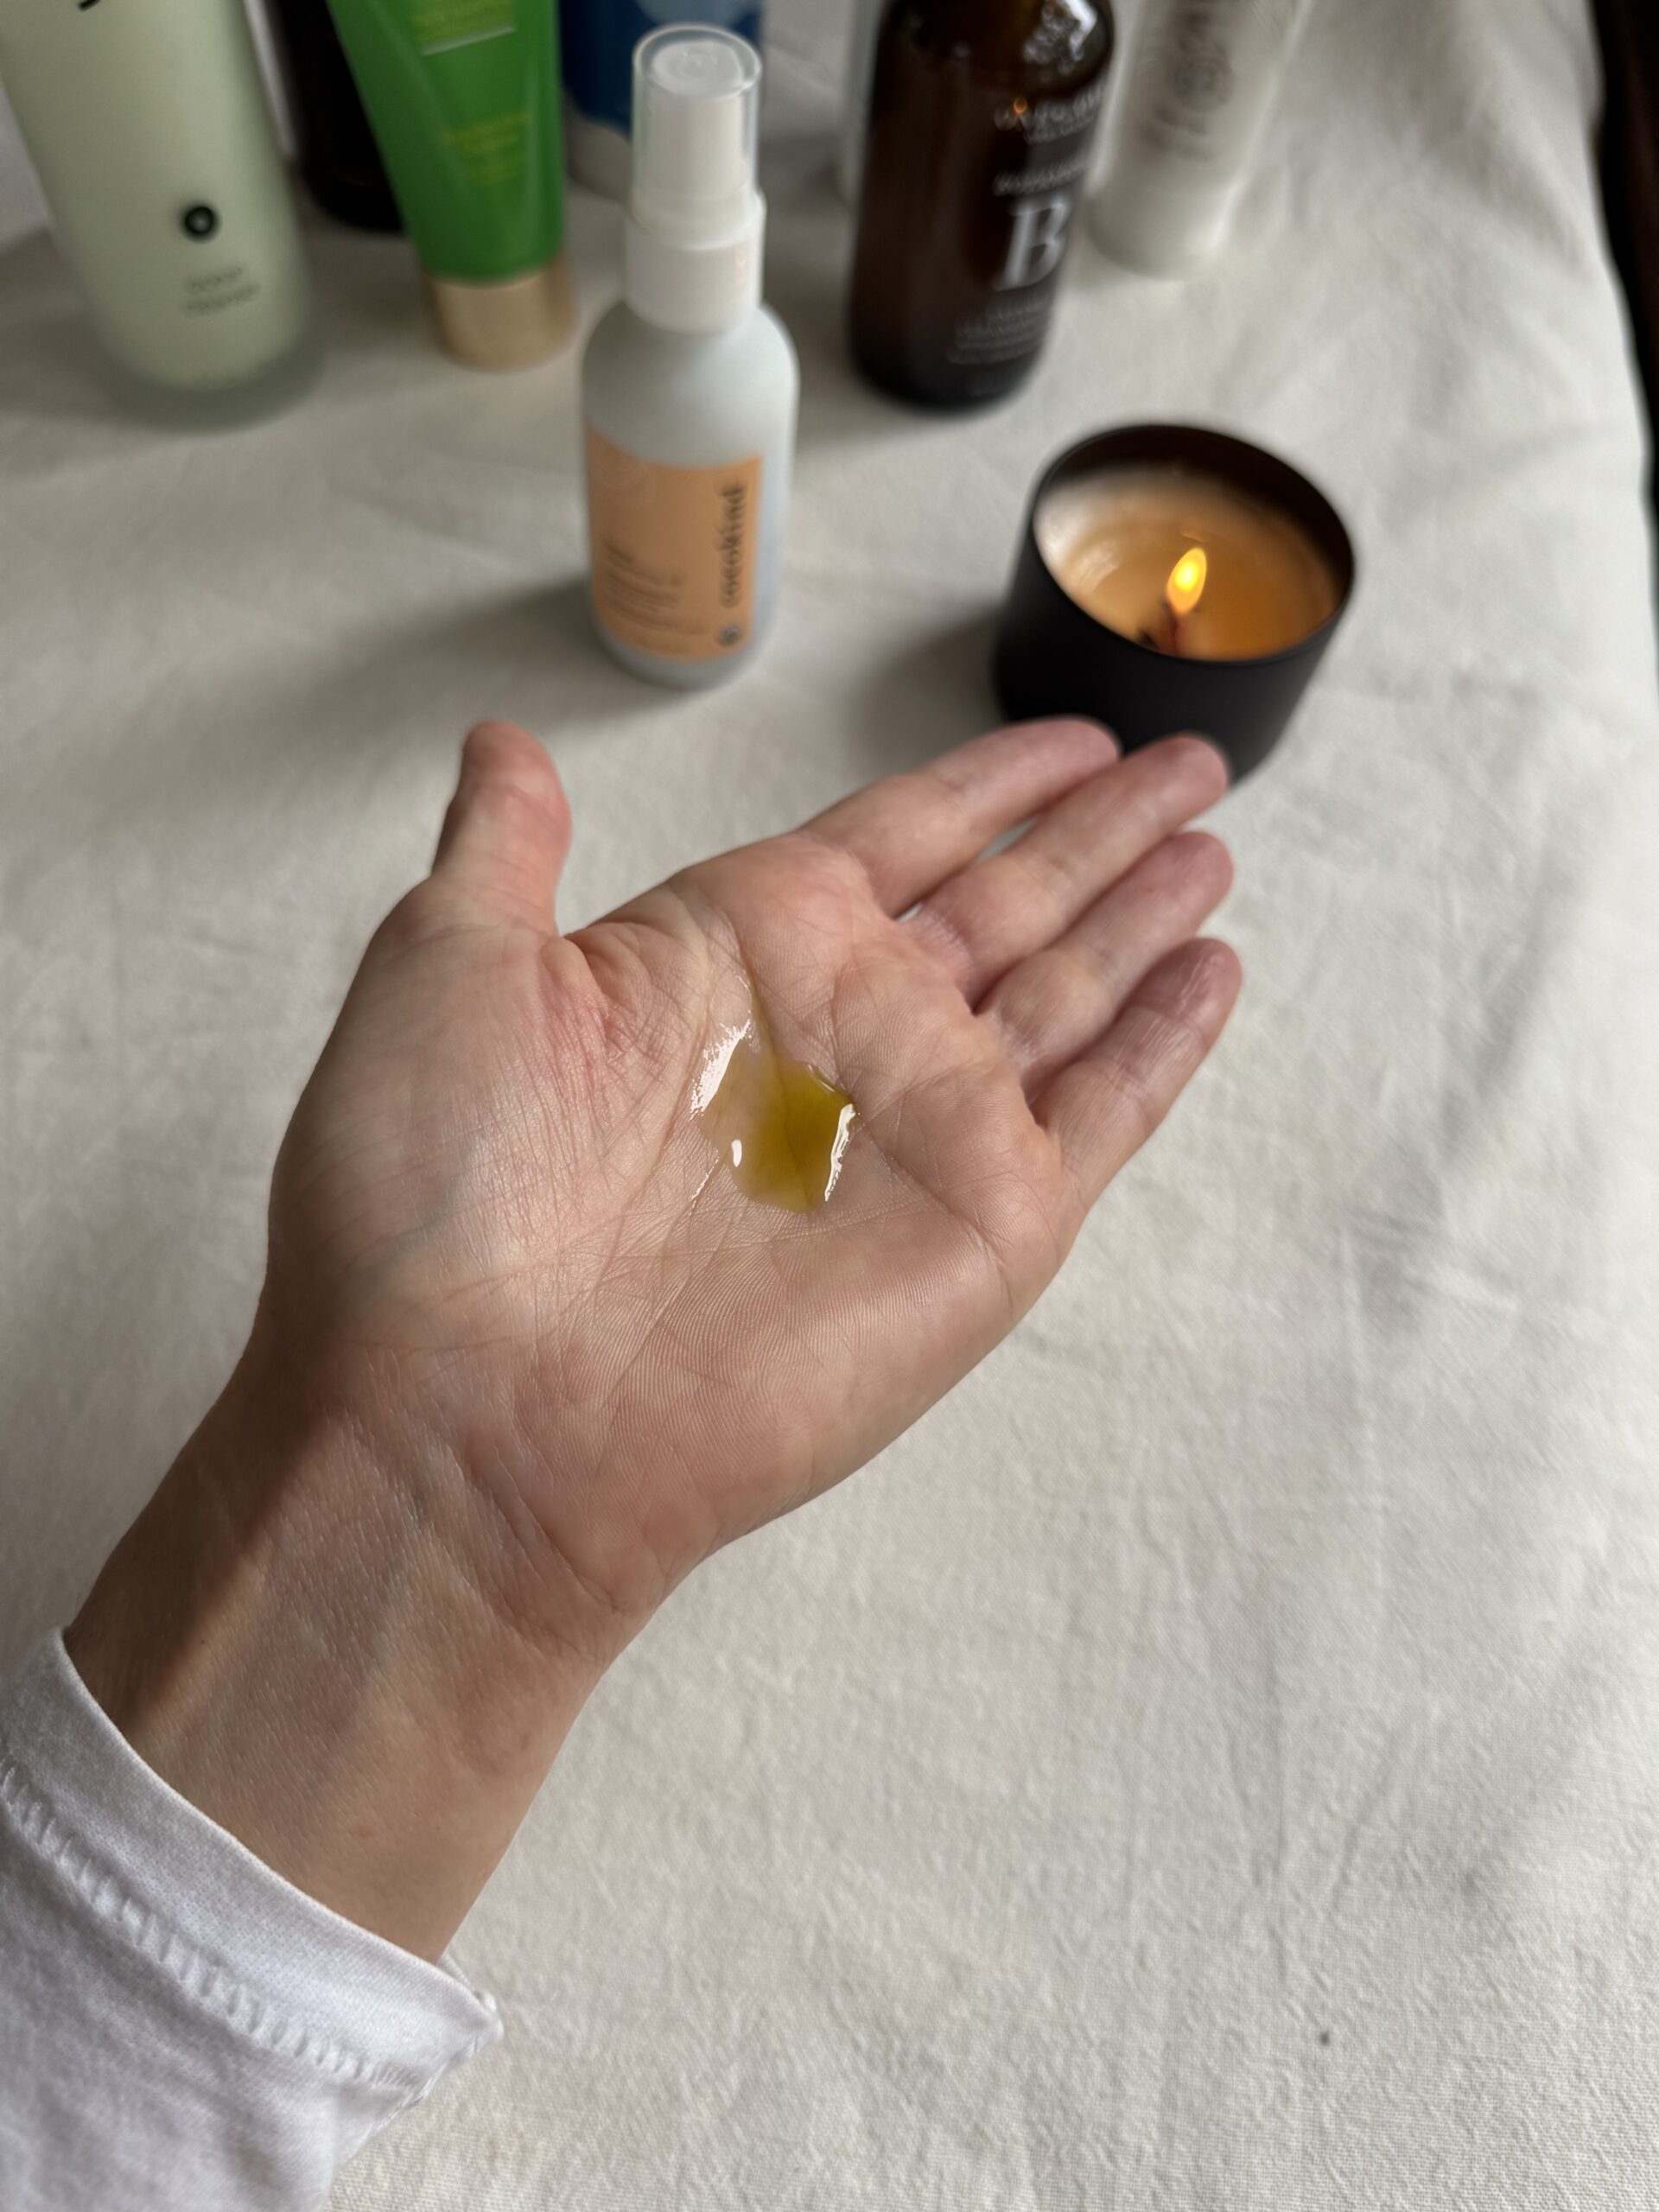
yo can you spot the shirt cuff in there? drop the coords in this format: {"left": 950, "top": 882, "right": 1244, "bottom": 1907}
{"left": 0, "top": 1631, "right": 499, "bottom": 2146}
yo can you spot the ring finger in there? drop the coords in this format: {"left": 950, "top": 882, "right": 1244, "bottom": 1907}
{"left": 903, "top": 736, "right": 1228, "bottom": 1002}
{"left": 979, "top": 830, "right": 1234, "bottom": 1092}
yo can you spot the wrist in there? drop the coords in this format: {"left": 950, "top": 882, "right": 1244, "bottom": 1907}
{"left": 67, "top": 1338, "right": 608, "bottom": 1961}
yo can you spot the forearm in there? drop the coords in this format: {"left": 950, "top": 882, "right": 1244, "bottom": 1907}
{"left": 65, "top": 1338, "right": 603, "bottom": 1964}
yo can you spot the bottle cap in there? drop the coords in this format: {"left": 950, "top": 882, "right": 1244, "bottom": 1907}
{"left": 423, "top": 258, "right": 575, "bottom": 371}
{"left": 625, "top": 27, "right": 765, "bottom": 334}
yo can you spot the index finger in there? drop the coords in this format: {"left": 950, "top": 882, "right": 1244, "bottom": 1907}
{"left": 801, "top": 719, "right": 1118, "bottom": 914}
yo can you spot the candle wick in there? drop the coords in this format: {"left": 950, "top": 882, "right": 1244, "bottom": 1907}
{"left": 1153, "top": 600, "right": 1185, "bottom": 656}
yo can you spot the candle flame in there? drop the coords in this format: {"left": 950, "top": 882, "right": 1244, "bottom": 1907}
{"left": 1166, "top": 544, "right": 1208, "bottom": 621}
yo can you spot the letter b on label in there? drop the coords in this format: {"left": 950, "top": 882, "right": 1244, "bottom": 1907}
{"left": 996, "top": 194, "right": 1073, "bottom": 289}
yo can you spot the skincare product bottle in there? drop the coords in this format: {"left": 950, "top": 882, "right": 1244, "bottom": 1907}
{"left": 849, "top": 0, "right": 1113, "bottom": 410}
{"left": 582, "top": 29, "right": 796, "bottom": 689}
{"left": 327, "top": 0, "right": 572, "bottom": 368}
{"left": 836, "top": 0, "right": 886, "bottom": 207}
{"left": 1090, "top": 0, "right": 1313, "bottom": 276}
{"left": 0, "top": 0, "right": 316, "bottom": 426}
{"left": 563, "top": 0, "right": 766, "bottom": 200}
{"left": 266, "top": 0, "right": 400, "bottom": 232}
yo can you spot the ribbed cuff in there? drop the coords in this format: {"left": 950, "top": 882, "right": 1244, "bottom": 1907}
{"left": 0, "top": 1633, "right": 501, "bottom": 2107}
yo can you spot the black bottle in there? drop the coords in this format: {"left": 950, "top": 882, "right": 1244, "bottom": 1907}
{"left": 266, "top": 0, "right": 400, "bottom": 233}
{"left": 850, "top": 0, "right": 1114, "bottom": 408}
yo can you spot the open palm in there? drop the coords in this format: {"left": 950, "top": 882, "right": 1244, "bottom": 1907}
{"left": 262, "top": 718, "right": 1238, "bottom": 1658}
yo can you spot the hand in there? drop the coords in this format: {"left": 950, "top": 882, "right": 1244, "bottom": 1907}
{"left": 69, "top": 719, "right": 1237, "bottom": 1956}
{"left": 270, "top": 717, "right": 1236, "bottom": 1622}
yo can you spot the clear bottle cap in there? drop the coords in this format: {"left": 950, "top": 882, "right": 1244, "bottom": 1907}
{"left": 631, "top": 27, "right": 761, "bottom": 245}
{"left": 626, "top": 27, "right": 766, "bottom": 332}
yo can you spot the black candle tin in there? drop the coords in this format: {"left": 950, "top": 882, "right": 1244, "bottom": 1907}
{"left": 994, "top": 425, "right": 1357, "bottom": 779}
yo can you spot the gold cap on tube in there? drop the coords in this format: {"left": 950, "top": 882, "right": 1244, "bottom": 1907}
{"left": 423, "top": 258, "right": 575, "bottom": 371}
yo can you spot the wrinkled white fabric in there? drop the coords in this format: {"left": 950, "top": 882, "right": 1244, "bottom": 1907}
{"left": 2, "top": 0, "right": 1658, "bottom": 2205}
{"left": 0, "top": 1637, "right": 499, "bottom": 2210}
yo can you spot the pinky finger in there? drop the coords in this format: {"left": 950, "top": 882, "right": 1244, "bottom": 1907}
{"left": 1035, "top": 938, "right": 1242, "bottom": 1212}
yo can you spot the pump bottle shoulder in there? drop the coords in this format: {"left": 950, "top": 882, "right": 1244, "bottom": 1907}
{"left": 583, "top": 300, "right": 797, "bottom": 466}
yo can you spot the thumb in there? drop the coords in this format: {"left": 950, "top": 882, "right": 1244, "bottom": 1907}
{"left": 430, "top": 721, "right": 572, "bottom": 930}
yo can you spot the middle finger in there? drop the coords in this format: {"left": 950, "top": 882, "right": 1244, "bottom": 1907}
{"left": 901, "top": 736, "right": 1229, "bottom": 1001}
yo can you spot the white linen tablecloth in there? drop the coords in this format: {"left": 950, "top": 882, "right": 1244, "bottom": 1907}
{"left": 4, "top": 0, "right": 1659, "bottom": 2202}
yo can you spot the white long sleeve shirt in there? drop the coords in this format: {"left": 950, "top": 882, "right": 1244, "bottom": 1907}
{"left": 0, "top": 1635, "right": 499, "bottom": 2210}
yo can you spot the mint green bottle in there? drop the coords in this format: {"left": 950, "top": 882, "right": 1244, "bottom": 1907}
{"left": 0, "top": 0, "right": 316, "bottom": 425}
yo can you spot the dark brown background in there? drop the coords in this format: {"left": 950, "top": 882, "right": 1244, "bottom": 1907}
{"left": 1598, "top": 0, "right": 1659, "bottom": 465}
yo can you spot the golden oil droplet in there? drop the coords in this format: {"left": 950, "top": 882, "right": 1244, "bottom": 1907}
{"left": 697, "top": 1032, "right": 855, "bottom": 1212}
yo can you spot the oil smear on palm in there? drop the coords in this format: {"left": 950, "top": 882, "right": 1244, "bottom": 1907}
{"left": 695, "top": 1020, "right": 855, "bottom": 1213}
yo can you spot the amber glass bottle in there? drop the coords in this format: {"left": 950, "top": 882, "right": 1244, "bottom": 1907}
{"left": 850, "top": 0, "right": 1113, "bottom": 408}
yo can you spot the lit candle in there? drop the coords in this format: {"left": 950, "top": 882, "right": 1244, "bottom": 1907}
{"left": 1035, "top": 469, "right": 1339, "bottom": 659}
{"left": 1157, "top": 543, "right": 1208, "bottom": 655}
{"left": 995, "top": 425, "right": 1356, "bottom": 778}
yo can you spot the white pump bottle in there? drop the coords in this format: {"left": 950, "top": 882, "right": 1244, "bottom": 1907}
{"left": 581, "top": 28, "right": 798, "bottom": 689}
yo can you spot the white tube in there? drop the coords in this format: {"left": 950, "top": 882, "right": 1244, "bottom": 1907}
{"left": 1090, "top": 0, "right": 1313, "bottom": 278}
{"left": 0, "top": 0, "right": 315, "bottom": 423}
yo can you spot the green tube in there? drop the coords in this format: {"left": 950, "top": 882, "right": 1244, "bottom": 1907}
{"left": 327, "top": 0, "right": 572, "bottom": 367}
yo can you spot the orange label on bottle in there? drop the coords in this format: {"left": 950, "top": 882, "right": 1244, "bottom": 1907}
{"left": 586, "top": 428, "right": 763, "bottom": 664}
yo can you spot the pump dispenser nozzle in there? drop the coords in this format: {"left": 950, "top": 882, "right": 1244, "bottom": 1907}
{"left": 625, "top": 28, "right": 766, "bottom": 335}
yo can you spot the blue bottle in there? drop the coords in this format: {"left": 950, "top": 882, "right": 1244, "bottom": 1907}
{"left": 563, "top": 0, "right": 765, "bottom": 196}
